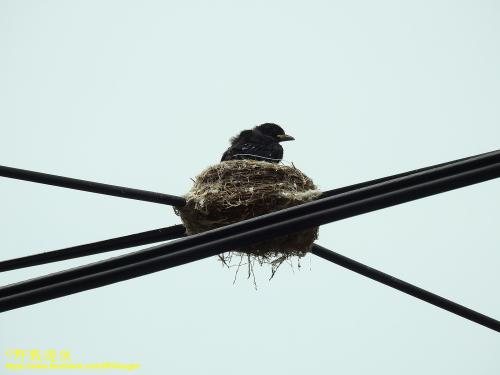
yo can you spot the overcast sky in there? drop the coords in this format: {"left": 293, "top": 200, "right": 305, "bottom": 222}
{"left": 1, "top": 1, "right": 499, "bottom": 374}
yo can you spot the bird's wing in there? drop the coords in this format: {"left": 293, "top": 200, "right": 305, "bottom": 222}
{"left": 221, "top": 149, "right": 230, "bottom": 162}
{"left": 242, "top": 142, "right": 277, "bottom": 158}
{"left": 240, "top": 143, "right": 258, "bottom": 153}
{"left": 222, "top": 138, "right": 282, "bottom": 162}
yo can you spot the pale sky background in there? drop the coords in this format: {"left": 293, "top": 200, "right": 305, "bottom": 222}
{"left": 0, "top": 1, "right": 499, "bottom": 374}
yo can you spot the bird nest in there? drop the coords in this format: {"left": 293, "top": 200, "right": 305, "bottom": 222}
{"left": 175, "top": 160, "right": 321, "bottom": 277}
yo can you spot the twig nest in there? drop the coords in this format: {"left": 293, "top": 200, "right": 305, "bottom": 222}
{"left": 175, "top": 160, "right": 321, "bottom": 269}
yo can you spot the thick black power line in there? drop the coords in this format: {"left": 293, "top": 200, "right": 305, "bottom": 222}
{"left": 0, "top": 161, "right": 498, "bottom": 323}
{"left": 0, "top": 225, "right": 186, "bottom": 272}
{"left": 311, "top": 244, "right": 500, "bottom": 332}
{"left": 0, "top": 165, "right": 186, "bottom": 206}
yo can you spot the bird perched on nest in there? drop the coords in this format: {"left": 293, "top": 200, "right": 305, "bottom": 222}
{"left": 221, "top": 123, "right": 294, "bottom": 163}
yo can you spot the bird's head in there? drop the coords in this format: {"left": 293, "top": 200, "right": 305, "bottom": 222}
{"left": 255, "top": 123, "right": 295, "bottom": 142}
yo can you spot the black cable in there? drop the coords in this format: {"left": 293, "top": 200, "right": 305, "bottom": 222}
{"left": 0, "top": 162, "right": 498, "bottom": 321}
{"left": 320, "top": 149, "right": 499, "bottom": 198}
{"left": 0, "top": 225, "right": 186, "bottom": 272}
{"left": 311, "top": 244, "right": 500, "bottom": 332}
{"left": 0, "top": 165, "right": 186, "bottom": 206}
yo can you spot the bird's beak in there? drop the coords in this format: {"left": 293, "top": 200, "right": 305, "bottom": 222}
{"left": 277, "top": 134, "right": 295, "bottom": 142}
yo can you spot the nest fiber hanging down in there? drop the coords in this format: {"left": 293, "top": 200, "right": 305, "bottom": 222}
{"left": 175, "top": 159, "right": 321, "bottom": 269}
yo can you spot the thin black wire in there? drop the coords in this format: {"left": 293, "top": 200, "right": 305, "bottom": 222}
{"left": 0, "top": 165, "right": 186, "bottom": 206}
{"left": 320, "top": 149, "right": 499, "bottom": 198}
{"left": 1, "top": 150, "right": 498, "bottom": 272}
{"left": 0, "top": 162, "right": 498, "bottom": 324}
{"left": 311, "top": 244, "right": 500, "bottom": 332}
{"left": 0, "top": 225, "right": 186, "bottom": 272}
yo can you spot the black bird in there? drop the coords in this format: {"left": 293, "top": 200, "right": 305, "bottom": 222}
{"left": 221, "top": 123, "right": 294, "bottom": 163}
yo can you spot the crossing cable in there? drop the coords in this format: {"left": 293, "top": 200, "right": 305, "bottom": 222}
{"left": 320, "top": 149, "right": 499, "bottom": 197}
{"left": 311, "top": 244, "right": 500, "bottom": 332}
{"left": 0, "top": 165, "right": 186, "bottom": 206}
{"left": 0, "top": 225, "right": 186, "bottom": 272}
{"left": 0, "top": 160, "right": 498, "bottom": 320}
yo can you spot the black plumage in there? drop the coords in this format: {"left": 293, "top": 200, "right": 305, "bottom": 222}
{"left": 221, "top": 123, "right": 294, "bottom": 163}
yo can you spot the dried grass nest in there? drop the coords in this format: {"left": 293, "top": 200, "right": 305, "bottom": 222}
{"left": 175, "top": 159, "right": 321, "bottom": 274}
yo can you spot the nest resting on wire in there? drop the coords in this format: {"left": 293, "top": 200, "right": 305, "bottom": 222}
{"left": 175, "top": 159, "right": 321, "bottom": 272}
